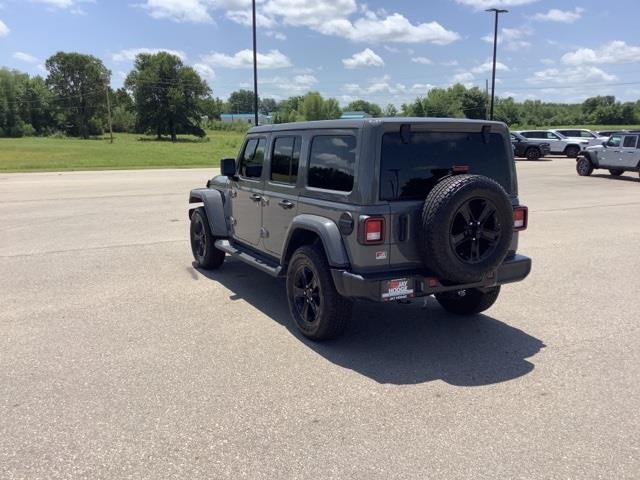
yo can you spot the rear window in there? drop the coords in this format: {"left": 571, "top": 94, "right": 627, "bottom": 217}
{"left": 380, "top": 131, "right": 511, "bottom": 201}
{"left": 623, "top": 136, "right": 637, "bottom": 148}
{"left": 308, "top": 135, "right": 356, "bottom": 192}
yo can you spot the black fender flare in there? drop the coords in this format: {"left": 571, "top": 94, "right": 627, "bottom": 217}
{"left": 282, "top": 214, "right": 350, "bottom": 268}
{"left": 581, "top": 151, "right": 599, "bottom": 168}
{"left": 189, "top": 188, "right": 229, "bottom": 237}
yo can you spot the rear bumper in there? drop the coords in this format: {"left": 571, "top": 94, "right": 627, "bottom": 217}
{"left": 331, "top": 254, "right": 532, "bottom": 302}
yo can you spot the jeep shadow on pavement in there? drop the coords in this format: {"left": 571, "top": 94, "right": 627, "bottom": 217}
{"left": 192, "top": 260, "right": 544, "bottom": 386}
{"left": 189, "top": 118, "right": 532, "bottom": 341}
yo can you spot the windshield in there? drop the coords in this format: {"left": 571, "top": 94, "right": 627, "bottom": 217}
{"left": 380, "top": 131, "right": 512, "bottom": 201}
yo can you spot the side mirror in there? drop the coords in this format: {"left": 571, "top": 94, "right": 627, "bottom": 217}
{"left": 221, "top": 158, "right": 236, "bottom": 177}
{"left": 602, "top": 142, "right": 608, "bottom": 147}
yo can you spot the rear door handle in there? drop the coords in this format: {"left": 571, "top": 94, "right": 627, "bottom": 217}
{"left": 278, "top": 200, "right": 295, "bottom": 210}
{"left": 250, "top": 193, "right": 262, "bottom": 202}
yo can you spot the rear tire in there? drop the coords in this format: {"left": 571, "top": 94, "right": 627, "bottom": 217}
{"left": 525, "top": 147, "right": 541, "bottom": 161}
{"left": 565, "top": 145, "right": 580, "bottom": 158}
{"left": 435, "top": 286, "right": 501, "bottom": 315}
{"left": 576, "top": 157, "right": 593, "bottom": 176}
{"left": 609, "top": 169, "right": 624, "bottom": 177}
{"left": 286, "top": 245, "right": 353, "bottom": 341}
{"left": 190, "top": 208, "right": 225, "bottom": 270}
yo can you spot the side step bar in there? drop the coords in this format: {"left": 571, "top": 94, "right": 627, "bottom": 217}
{"left": 214, "top": 240, "right": 282, "bottom": 277}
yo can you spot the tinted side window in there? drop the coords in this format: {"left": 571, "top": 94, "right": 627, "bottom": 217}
{"left": 559, "top": 130, "right": 576, "bottom": 137}
{"left": 608, "top": 135, "right": 622, "bottom": 147}
{"left": 240, "top": 138, "right": 265, "bottom": 178}
{"left": 623, "top": 136, "right": 637, "bottom": 148}
{"left": 271, "top": 136, "right": 301, "bottom": 184}
{"left": 529, "top": 132, "right": 545, "bottom": 139}
{"left": 520, "top": 132, "right": 533, "bottom": 138}
{"left": 308, "top": 135, "right": 356, "bottom": 192}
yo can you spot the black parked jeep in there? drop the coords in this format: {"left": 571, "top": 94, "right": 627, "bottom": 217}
{"left": 189, "top": 119, "right": 531, "bottom": 340}
{"left": 510, "top": 132, "right": 550, "bottom": 161}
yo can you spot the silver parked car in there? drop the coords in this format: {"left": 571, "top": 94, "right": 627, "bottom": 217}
{"left": 551, "top": 129, "right": 609, "bottom": 147}
{"left": 576, "top": 132, "right": 640, "bottom": 178}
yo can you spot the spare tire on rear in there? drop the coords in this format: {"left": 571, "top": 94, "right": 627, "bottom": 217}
{"left": 419, "top": 174, "right": 513, "bottom": 283}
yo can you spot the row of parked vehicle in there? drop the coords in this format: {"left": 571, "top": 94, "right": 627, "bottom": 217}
{"left": 510, "top": 128, "right": 613, "bottom": 160}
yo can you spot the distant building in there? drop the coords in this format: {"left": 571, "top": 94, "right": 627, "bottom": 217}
{"left": 220, "top": 113, "right": 273, "bottom": 126}
{"left": 340, "top": 111, "right": 372, "bottom": 119}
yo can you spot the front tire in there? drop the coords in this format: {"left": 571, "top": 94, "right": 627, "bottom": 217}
{"left": 190, "top": 207, "right": 225, "bottom": 270}
{"left": 286, "top": 245, "right": 353, "bottom": 341}
{"left": 435, "top": 286, "right": 501, "bottom": 315}
{"left": 565, "top": 145, "right": 580, "bottom": 158}
{"left": 609, "top": 169, "right": 624, "bottom": 177}
{"left": 525, "top": 147, "right": 541, "bottom": 161}
{"left": 576, "top": 157, "right": 594, "bottom": 176}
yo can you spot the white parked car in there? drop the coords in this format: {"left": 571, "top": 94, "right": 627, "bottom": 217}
{"left": 551, "top": 129, "right": 609, "bottom": 147}
{"left": 577, "top": 132, "right": 640, "bottom": 178}
{"left": 515, "top": 130, "right": 590, "bottom": 158}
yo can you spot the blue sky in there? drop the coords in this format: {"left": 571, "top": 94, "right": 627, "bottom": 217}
{"left": 1, "top": 0, "right": 640, "bottom": 106}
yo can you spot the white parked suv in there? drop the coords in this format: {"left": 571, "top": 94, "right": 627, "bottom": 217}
{"left": 577, "top": 132, "right": 640, "bottom": 178}
{"left": 516, "top": 130, "right": 589, "bottom": 158}
{"left": 551, "top": 129, "right": 609, "bottom": 147}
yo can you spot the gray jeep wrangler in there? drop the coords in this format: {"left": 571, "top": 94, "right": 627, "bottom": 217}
{"left": 189, "top": 119, "right": 531, "bottom": 340}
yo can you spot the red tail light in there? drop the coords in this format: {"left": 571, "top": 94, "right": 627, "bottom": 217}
{"left": 359, "top": 217, "right": 385, "bottom": 245}
{"left": 514, "top": 206, "right": 528, "bottom": 231}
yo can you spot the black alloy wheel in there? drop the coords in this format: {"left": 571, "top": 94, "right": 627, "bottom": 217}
{"left": 191, "top": 213, "right": 208, "bottom": 260}
{"left": 450, "top": 198, "right": 502, "bottom": 264}
{"left": 292, "top": 264, "right": 322, "bottom": 327}
{"left": 526, "top": 148, "right": 541, "bottom": 161}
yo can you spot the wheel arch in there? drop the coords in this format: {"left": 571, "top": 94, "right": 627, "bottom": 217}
{"left": 281, "top": 215, "right": 350, "bottom": 270}
{"left": 188, "top": 188, "right": 229, "bottom": 238}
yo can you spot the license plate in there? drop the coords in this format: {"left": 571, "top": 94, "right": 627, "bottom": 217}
{"left": 382, "top": 278, "right": 414, "bottom": 301}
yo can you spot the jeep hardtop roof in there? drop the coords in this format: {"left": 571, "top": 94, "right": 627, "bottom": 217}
{"left": 249, "top": 117, "right": 507, "bottom": 134}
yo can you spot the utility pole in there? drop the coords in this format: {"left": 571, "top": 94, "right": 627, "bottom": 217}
{"left": 485, "top": 79, "right": 489, "bottom": 119}
{"left": 486, "top": 8, "right": 508, "bottom": 120}
{"left": 105, "top": 84, "right": 114, "bottom": 144}
{"left": 252, "top": 0, "right": 259, "bottom": 126}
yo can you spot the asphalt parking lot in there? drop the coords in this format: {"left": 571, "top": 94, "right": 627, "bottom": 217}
{"left": 1, "top": 156, "right": 639, "bottom": 479}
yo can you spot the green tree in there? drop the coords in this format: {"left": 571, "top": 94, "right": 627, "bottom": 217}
{"left": 383, "top": 104, "right": 398, "bottom": 117}
{"left": 301, "top": 91, "right": 325, "bottom": 120}
{"left": 259, "top": 97, "right": 277, "bottom": 114}
{"left": 45, "top": 52, "right": 110, "bottom": 138}
{"left": 228, "top": 89, "right": 255, "bottom": 114}
{"left": 461, "top": 87, "right": 487, "bottom": 119}
{"left": 125, "top": 52, "right": 210, "bottom": 141}
{"left": 323, "top": 98, "right": 342, "bottom": 119}
{"left": 345, "top": 100, "right": 382, "bottom": 117}
{"left": 200, "top": 97, "right": 225, "bottom": 120}
{"left": 494, "top": 97, "right": 521, "bottom": 126}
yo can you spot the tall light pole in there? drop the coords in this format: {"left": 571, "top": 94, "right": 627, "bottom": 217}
{"left": 486, "top": 8, "right": 507, "bottom": 120}
{"left": 252, "top": 0, "right": 259, "bottom": 126}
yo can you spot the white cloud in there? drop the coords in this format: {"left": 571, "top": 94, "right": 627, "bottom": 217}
{"left": 343, "top": 75, "right": 408, "bottom": 96}
{"left": 0, "top": 19, "right": 9, "bottom": 37}
{"left": 139, "top": 0, "right": 458, "bottom": 46}
{"left": 139, "top": 0, "right": 214, "bottom": 23}
{"left": 319, "top": 12, "right": 459, "bottom": 44}
{"left": 482, "top": 26, "right": 532, "bottom": 51}
{"left": 112, "top": 48, "right": 187, "bottom": 62}
{"left": 455, "top": 0, "right": 539, "bottom": 9}
{"left": 534, "top": 7, "right": 584, "bottom": 23}
{"left": 226, "top": 9, "right": 276, "bottom": 28}
{"left": 471, "top": 60, "right": 509, "bottom": 74}
{"left": 262, "top": 73, "right": 318, "bottom": 93}
{"left": 265, "top": 30, "right": 286, "bottom": 40}
{"left": 411, "top": 57, "right": 432, "bottom": 65}
{"left": 342, "top": 48, "right": 384, "bottom": 69}
{"left": 442, "top": 60, "right": 459, "bottom": 66}
{"left": 528, "top": 66, "right": 616, "bottom": 85}
{"left": 201, "top": 49, "right": 291, "bottom": 69}
{"left": 452, "top": 72, "right": 475, "bottom": 84}
{"left": 194, "top": 63, "right": 216, "bottom": 81}
{"left": 562, "top": 41, "right": 640, "bottom": 65}
{"left": 30, "top": 0, "right": 94, "bottom": 14}
{"left": 410, "top": 83, "right": 434, "bottom": 94}
{"left": 13, "top": 52, "right": 39, "bottom": 63}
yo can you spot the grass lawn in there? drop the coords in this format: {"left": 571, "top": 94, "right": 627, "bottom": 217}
{"left": 0, "top": 131, "right": 245, "bottom": 173}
